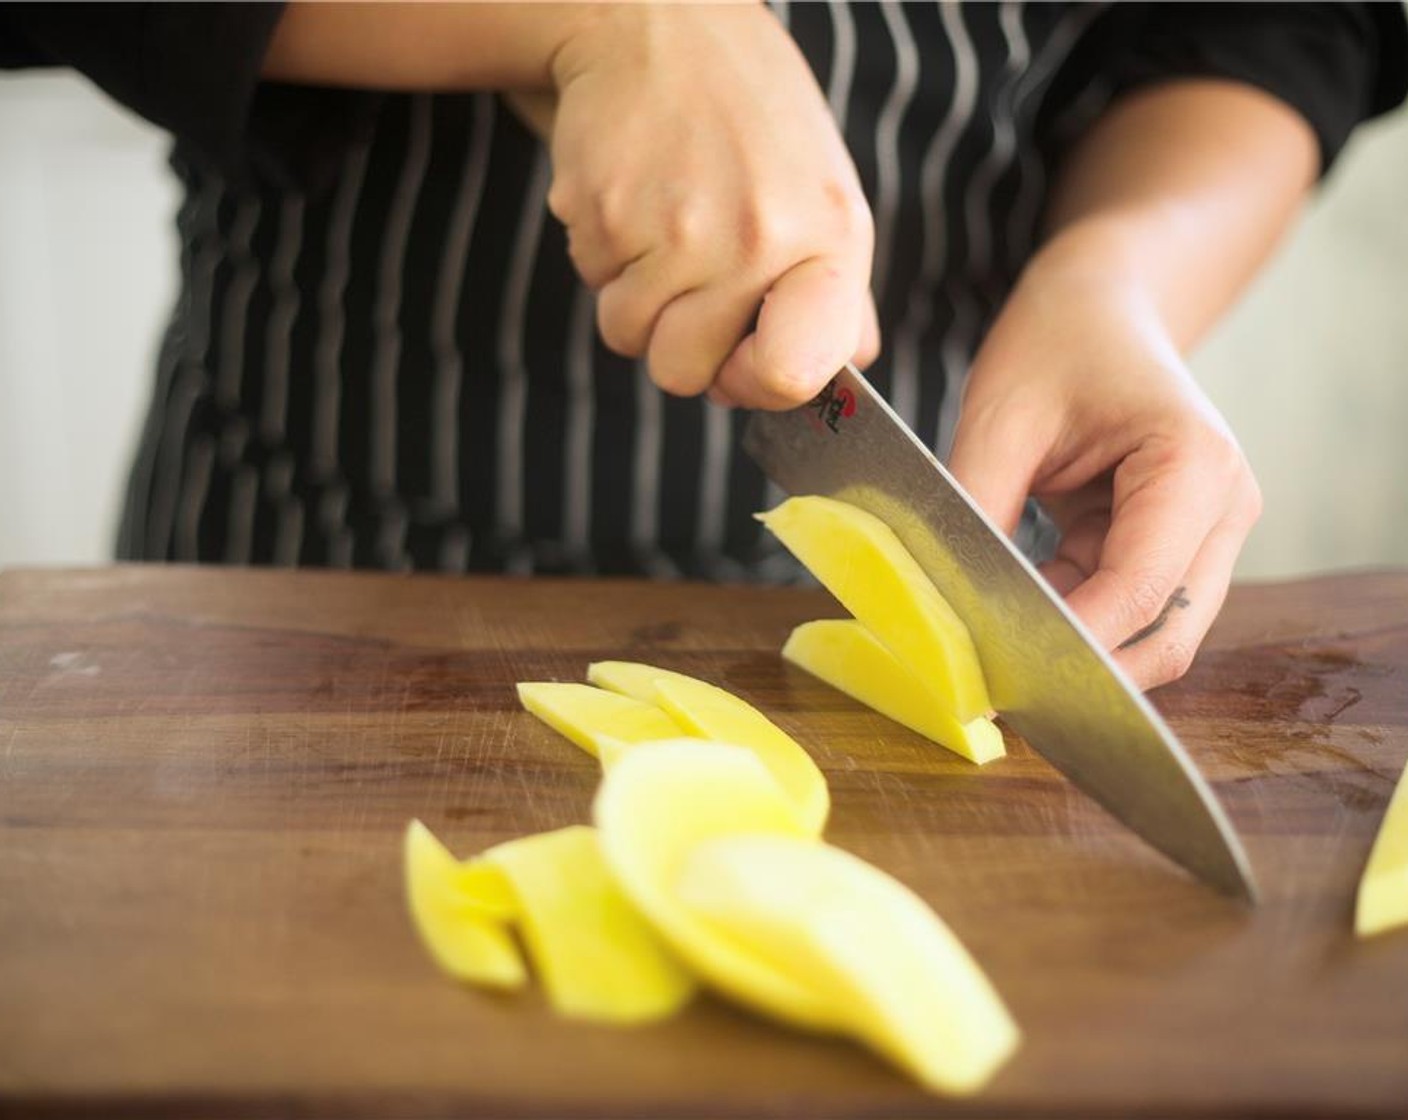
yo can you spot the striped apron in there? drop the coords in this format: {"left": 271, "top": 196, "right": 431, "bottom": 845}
{"left": 117, "top": 2, "right": 1103, "bottom": 579}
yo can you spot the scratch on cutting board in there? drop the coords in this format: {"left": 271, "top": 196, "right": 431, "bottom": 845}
{"left": 1, "top": 726, "right": 17, "bottom": 776}
{"left": 48, "top": 651, "right": 100, "bottom": 676}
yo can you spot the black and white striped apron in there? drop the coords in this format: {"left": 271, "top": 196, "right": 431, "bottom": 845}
{"left": 117, "top": 1, "right": 1105, "bottom": 579}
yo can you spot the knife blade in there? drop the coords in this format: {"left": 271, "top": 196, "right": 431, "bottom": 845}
{"left": 743, "top": 363, "right": 1257, "bottom": 901}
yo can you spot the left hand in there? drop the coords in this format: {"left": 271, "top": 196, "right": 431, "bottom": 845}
{"left": 948, "top": 233, "right": 1262, "bottom": 690}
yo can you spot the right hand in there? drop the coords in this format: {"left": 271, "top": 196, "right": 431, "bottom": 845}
{"left": 542, "top": 5, "right": 879, "bottom": 409}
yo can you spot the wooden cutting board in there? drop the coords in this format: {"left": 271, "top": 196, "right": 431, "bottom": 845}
{"left": 2, "top": 566, "right": 1406, "bottom": 1117}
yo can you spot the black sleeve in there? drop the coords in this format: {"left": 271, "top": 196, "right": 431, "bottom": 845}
{"left": 1098, "top": 2, "right": 1408, "bottom": 173}
{"left": 0, "top": 2, "right": 379, "bottom": 189}
{"left": 0, "top": 2, "right": 286, "bottom": 172}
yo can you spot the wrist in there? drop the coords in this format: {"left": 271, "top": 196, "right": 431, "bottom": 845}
{"left": 1025, "top": 216, "right": 1160, "bottom": 307}
{"left": 265, "top": 2, "right": 605, "bottom": 92}
{"left": 549, "top": 2, "right": 770, "bottom": 90}
{"left": 1024, "top": 214, "right": 1194, "bottom": 351}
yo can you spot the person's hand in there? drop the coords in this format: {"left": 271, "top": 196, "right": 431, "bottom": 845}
{"left": 947, "top": 233, "right": 1262, "bottom": 690}
{"left": 544, "top": 4, "right": 879, "bottom": 409}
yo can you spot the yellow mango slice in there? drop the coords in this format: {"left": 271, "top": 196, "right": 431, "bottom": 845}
{"left": 783, "top": 619, "right": 1004, "bottom": 765}
{"left": 677, "top": 833, "right": 1019, "bottom": 1095}
{"left": 586, "top": 659, "right": 674, "bottom": 702}
{"left": 403, "top": 820, "right": 526, "bottom": 989}
{"left": 593, "top": 739, "right": 839, "bottom": 1030}
{"left": 756, "top": 496, "right": 992, "bottom": 724}
{"left": 588, "top": 661, "right": 829, "bottom": 835}
{"left": 483, "top": 825, "right": 696, "bottom": 1023}
{"left": 1356, "top": 758, "right": 1408, "bottom": 937}
{"left": 517, "top": 680, "right": 687, "bottom": 759}
{"left": 453, "top": 857, "right": 519, "bottom": 921}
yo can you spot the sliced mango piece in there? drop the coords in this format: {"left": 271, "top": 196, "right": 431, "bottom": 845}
{"left": 403, "top": 820, "right": 527, "bottom": 988}
{"left": 756, "top": 496, "right": 992, "bottom": 724}
{"left": 1356, "top": 758, "right": 1408, "bottom": 937}
{"left": 483, "top": 825, "right": 696, "bottom": 1023}
{"left": 676, "top": 833, "right": 1019, "bottom": 1095}
{"left": 586, "top": 659, "right": 675, "bottom": 702}
{"left": 588, "top": 661, "right": 829, "bottom": 835}
{"left": 593, "top": 739, "right": 839, "bottom": 1030}
{"left": 453, "top": 857, "right": 520, "bottom": 921}
{"left": 517, "top": 680, "right": 687, "bottom": 759}
{"left": 783, "top": 619, "right": 1004, "bottom": 765}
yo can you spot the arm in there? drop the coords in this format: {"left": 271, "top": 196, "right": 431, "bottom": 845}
{"left": 9, "top": 1, "right": 876, "bottom": 408}
{"left": 1040, "top": 78, "right": 1317, "bottom": 350}
{"left": 949, "top": 79, "right": 1317, "bottom": 688}
{"left": 261, "top": 2, "right": 588, "bottom": 93}
{"left": 263, "top": 2, "right": 879, "bottom": 408}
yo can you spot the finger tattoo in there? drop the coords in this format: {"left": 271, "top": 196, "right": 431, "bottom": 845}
{"left": 1117, "top": 586, "right": 1192, "bottom": 650}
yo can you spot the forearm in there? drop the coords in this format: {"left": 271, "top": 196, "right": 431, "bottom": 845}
{"left": 1035, "top": 79, "right": 1319, "bottom": 351}
{"left": 262, "top": 1, "right": 606, "bottom": 92}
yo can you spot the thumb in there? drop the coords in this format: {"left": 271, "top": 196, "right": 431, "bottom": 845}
{"left": 947, "top": 400, "right": 1042, "bottom": 539}
{"left": 713, "top": 255, "right": 869, "bottom": 411}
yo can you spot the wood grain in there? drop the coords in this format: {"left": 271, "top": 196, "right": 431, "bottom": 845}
{"left": 1, "top": 566, "right": 1406, "bottom": 1118}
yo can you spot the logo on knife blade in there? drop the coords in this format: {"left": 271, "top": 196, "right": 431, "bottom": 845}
{"left": 808, "top": 378, "right": 857, "bottom": 434}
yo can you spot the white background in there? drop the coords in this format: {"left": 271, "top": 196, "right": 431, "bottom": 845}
{"left": 2, "top": 71, "right": 1407, "bottom": 579}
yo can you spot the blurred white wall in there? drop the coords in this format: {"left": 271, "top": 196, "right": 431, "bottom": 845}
{"left": 1190, "top": 106, "right": 1408, "bottom": 580}
{"left": 0, "top": 72, "right": 177, "bottom": 567}
{"left": 0, "top": 71, "right": 1405, "bottom": 578}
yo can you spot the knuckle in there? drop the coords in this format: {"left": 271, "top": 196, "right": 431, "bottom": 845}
{"left": 664, "top": 196, "right": 711, "bottom": 252}
{"left": 1241, "top": 477, "right": 1265, "bottom": 525}
{"left": 1230, "top": 463, "right": 1264, "bottom": 526}
{"left": 546, "top": 178, "right": 577, "bottom": 223}
{"left": 1154, "top": 637, "right": 1198, "bottom": 685}
{"left": 1198, "top": 429, "right": 1263, "bottom": 528}
{"left": 565, "top": 234, "right": 606, "bottom": 290}
{"left": 736, "top": 202, "right": 796, "bottom": 265}
{"left": 594, "top": 186, "right": 636, "bottom": 253}
{"left": 754, "top": 356, "right": 822, "bottom": 406}
{"left": 1206, "top": 431, "right": 1247, "bottom": 480}
{"left": 855, "top": 331, "right": 881, "bottom": 368}
{"left": 648, "top": 354, "right": 713, "bottom": 398}
{"left": 596, "top": 290, "right": 648, "bottom": 358}
{"left": 1188, "top": 423, "right": 1251, "bottom": 487}
{"left": 1122, "top": 572, "right": 1172, "bottom": 631}
{"left": 824, "top": 178, "right": 874, "bottom": 248}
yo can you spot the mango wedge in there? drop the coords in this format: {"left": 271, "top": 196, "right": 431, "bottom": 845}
{"left": 677, "top": 834, "right": 1019, "bottom": 1095}
{"left": 586, "top": 660, "right": 676, "bottom": 702}
{"left": 484, "top": 825, "right": 696, "bottom": 1023}
{"left": 1356, "top": 758, "right": 1408, "bottom": 937}
{"left": 403, "top": 820, "right": 526, "bottom": 989}
{"left": 588, "top": 661, "right": 829, "bottom": 835}
{"left": 453, "top": 857, "right": 520, "bottom": 921}
{"left": 593, "top": 739, "right": 839, "bottom": 1029}
{"left": 517, "top": 681, "right": 687, "bottom": 759}
{"left": 756, "top": 496, "right": 992, "bottom": 723}
{"left": 784, "top": 619, "right": 1004, "bottom": 765}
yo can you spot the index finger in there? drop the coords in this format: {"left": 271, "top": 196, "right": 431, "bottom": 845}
{"left": 1061, "top": 440, "right": 1224, "bottom": 654}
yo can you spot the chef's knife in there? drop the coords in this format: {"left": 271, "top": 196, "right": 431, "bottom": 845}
{"left": 743, "top": 363, "right": 1257, "bottom": 901}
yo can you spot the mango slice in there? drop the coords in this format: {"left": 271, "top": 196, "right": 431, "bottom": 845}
{"left": 588, "top": 661, "right": 829, "bottom": 835}
{"left": 403, "top": 820, "right": 527, "bottom": 988}
{"left": 783, "top": 619, "right": 1004, "bottom": 765}
{"left": 453, "top": 857, "right": 520, "bottom": 921}
{"left": 593, "top": 739, "right": 839, "bottom": 1029}
{"left": 676, "top": 833, "right": 1019, "bottom": 1095}
{"left": 1356, "top": 758, "right": 1408, "bottom": 937}
{"left": 483, "top": 825, "right": 696, "bottom": 1023}
{"left": 586, "top": 659, "right": 677, "bottom": 702}
{"left": 517, "top": 681, "right": 688, "bottom": 759}
{"left": 756, "top": 496, "right": 992, "bottom": 724}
